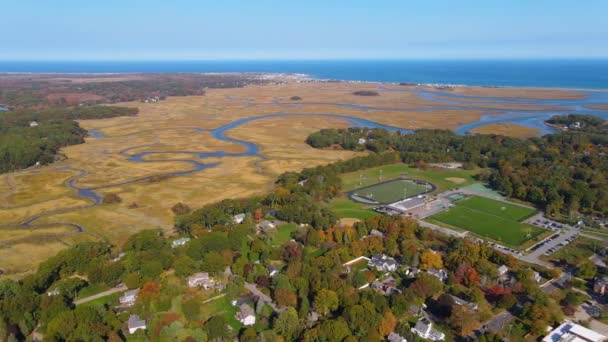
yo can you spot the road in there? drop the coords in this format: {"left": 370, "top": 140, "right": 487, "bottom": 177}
{"left": 520, "top": 228, "right": 579, "bottom": 265}
{"left": 74, "top": 284, "right": 127, "bottom": 305}
{"left": 417, "top": 220, "right": 467, "bottom": 238}
{"left": 244, "top": 282, "right": 282, "bottom": 313}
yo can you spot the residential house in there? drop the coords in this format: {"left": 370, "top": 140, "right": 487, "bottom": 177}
{"left": 187, "top": 272, "right": 218, "bottom": 289}
{"left": 497, "top": 265, "right": 509, "bottom": 277}
{"left": 533, "top": 271, "right": 543, "bottom": 284}
{"left": 370, "top": 276, "right": 402, "bottom": 296}
{"left": 411, "top": 317, "right": 445, "bottom": 341}
{"left": 258, "top": 220, "right": 276, "bottom": 232}
{"left": 112, "top": 253, "right": 126, "bottom": 263}
{"left": 542, "top": 321, "right": 607, "bottom": 342}
{"left": 368, "top": 229, "right": 385, "bottom": 238}
{"left": 47, "top": 289, "right": 60, "bottom": 296}
{"left": 387, "top": 332, "right": 408, "bottom": 342}
{"left": 233, "top": 213, "right": 246, "bottom": 224}
{"left": 593, "top": 277, "right": 608, "bottom": 295}
{"left": 127, "top": 315, "right": 146, "bottom": 334}
{"left": 449, "top": 294, "right": 479, "bottom": 311}
{"left": 426, "top": 268, "right": 448, "bottom": 282}
{"left": 268, "top": 266, "right": 279, "bottom": 278}
{"left": 171, "top": 237, "right": 190, "bottom": 248}
{"left": 368, "top": 254, "right": 399, "bottom": 272}
{"left": 590, "top": 254, "right": 607, "bottom": 268}
{"left": 119, "top": 289, "right": 139, "bottom": 307}
{"left": 236, "top": 303, "right": 256, "bottom": 326}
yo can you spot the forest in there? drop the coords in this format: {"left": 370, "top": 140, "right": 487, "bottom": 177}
{"left": 0, "top": 74, "right": 276, "bottom": 108}
{"left": 306, "top": 116, "right": 608, "bottom": 218}
{"left": 0, "top": 152, "right": 569, "bottom": 342}
{"left": 0, "top": 106, "right": 138, "bottom": 173}
{"left": 546, "top": 114, "right": 608, "bottom": 134}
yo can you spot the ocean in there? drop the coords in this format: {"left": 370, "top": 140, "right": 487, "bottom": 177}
{"left": 1, "top": 59, "right": 608, "bottom": 89}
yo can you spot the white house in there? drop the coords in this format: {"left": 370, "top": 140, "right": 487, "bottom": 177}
{"left": 127, "top": 315, "right": 146, "bottom": 334}
{"left": 236, "top": 303, "right": 256, "bottom": 326}
{"left": 533, "top": 271, "right": 543, "bottom": 284}
{"left": 233, "top": 213, "right": 246, "bottom": 224}
{"left": 171, "top": 237, "right": 190, "bottom": 248}
{"left": 29, "top": 121, "right": 39, "bottom": 127}
{"left": 258, "top": 220, "right": 276, "bottom": 231}
{"left": 497, "top": 265, "right": 509, "bottom": 277}
{"left": 358, "top": 138, "right": 367, "bottom": 145}
{"left": 449, "top": 294, "right": 479, "bottom": 311}
{"left": 387, "top": 332, "right": 408, "bottom": 342}
{"left": 412, "top": 317, "right": 445, "bottom": 341}
{"left": 187, "top": 272, "right": 216, "bottom": 289}
{"left": 368, "top": 254, "right": 399, "bottom": 272}
{"left": 542, "top": 322, "right": 607, "bottom": 342}
{"left": 268, "top": 266, "right": 279, "bottom": 277}
{"left": 119, "top": 289, "right": 139, "bottom": 307}
{"left": 47, "top": 289, "right": 60, "bottom": 296}
{"left": 426, "top": 268, "right": 448, "bottom": 283}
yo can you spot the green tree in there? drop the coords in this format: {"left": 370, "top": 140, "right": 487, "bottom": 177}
{"left": 274, "top": 307, "right": 301, "bottom": 340}
{"left": 314, "top": 289, "right": 339, "bottom": 316}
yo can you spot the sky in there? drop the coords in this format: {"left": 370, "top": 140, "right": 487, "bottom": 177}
{"left": 1, "top": 0, "right": 608, "bottom": 61}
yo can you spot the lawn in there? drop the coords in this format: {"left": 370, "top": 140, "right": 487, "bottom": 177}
{"left": 270, "top": 223, "right": 299, "bottom": 245}
{"left": 341, "top": 163, "right": 478, "bottom": 193}
{"left": 430, "top": 196, "right": 542, "bottom": 247}
{"left": 329, "top": 197, "right": 379, "bottom": 219}
{"left": 348, "top": 178, "right": 431, "bottom": 204}
{"left": 455, "top": 196, "right": 536, "bottom": 221}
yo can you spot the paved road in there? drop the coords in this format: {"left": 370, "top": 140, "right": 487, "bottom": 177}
{"left": 417, "top": 220, "right": 467, "bottom": 238}
{"left": 521, "top": 228, "right": 579, "bottom": 265}
{"left": 244, "top": 283, "right": 282, "bottom": 313}
{"left": 74, "top": 284, "right": 127, "bottom": 305}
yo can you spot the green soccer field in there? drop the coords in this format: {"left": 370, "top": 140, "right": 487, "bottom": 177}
{"left": 349, "top": 178, "right": 432, "bottom": 204}
{"left": 430, "top": 196, "right": 541, "bottom": 247}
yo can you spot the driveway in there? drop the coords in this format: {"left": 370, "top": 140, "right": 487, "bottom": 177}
{"left": 74, "top": 284, "right": 127, "bottom": 305}
{"left": 244, "top": 282, "right": 282, "bottom": 313}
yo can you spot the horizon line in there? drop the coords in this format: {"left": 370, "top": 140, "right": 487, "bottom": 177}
{"left": 2, "top": 57, "right": 608, "bottom": 63}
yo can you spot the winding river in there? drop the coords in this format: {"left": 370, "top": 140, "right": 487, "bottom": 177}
{"left": 4, "top": 87, "right": 608, "bottom": 239}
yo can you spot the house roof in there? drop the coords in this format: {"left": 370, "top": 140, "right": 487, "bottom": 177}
{"left": 127, "top": 315, "right": 146, "bottom": 329}
{"left": 172, "top": 237, "right": 190, "bottom": 245}
{"left": 543, "top": 322, "right": 607, "bottom": 342}
{"left": 498, "top": 265, "right": 509, "bottom": 275}
{"left": 123, "top": 289, "right": 139, "bottom": 298}
{"left": 387, "top": 332, "right": 407, "bottom": 342}
{"left": 188, "top": 272, "right": 210, "bottom": 281}
{"left": 237, "top": 303, "right": 255, "bottom": 319}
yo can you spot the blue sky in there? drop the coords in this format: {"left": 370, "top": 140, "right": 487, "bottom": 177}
{"left": 2, "top": 0, "right": 608, "bottom": 60}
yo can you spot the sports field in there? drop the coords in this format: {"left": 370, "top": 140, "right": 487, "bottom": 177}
{"left": 348, "top": 178, "right": 433, "bottom": 204}
{"left": 430, "top": 196, "right": 541, "bottom": 246}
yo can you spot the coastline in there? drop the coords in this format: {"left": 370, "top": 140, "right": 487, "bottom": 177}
{"left": 2, "top": 59, "right": 608, "bottom": 90}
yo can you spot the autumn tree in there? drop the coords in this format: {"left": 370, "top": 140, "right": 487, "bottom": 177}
{"left": 314, "top": 289, "right": 339, "bottom": 316}
{"left": 379, "top": 309, "right": 397, "bottom": 337}
{"left": 420, "top": 250, "right": 443, "bottom": 269}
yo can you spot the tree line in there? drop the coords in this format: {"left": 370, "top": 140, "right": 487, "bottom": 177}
{"left": 306, "top": 117, "right": 608, "bottom": 218}
{"left": 0, "top": 106, "right": 137, "bottom": 173}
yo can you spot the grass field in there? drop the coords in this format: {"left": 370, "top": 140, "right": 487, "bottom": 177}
{"left": 430, "top": 196, "right": 541, "bottom": 247}
{"left": 329, "top": 198, "right": 379, "bottom": 219}
{"left": 341, "top": 164, "right": 478, "bottom": 193}
{"left": 349, "top": 178, "right": 431, "bottom": 204}
{"left": 270, "top": 223, "right": 299, "bottom": 245}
